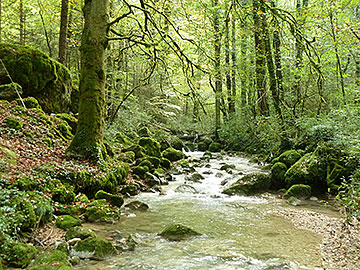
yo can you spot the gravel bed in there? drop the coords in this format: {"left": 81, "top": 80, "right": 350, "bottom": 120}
{"left": 274, "top": 208, "right": 360, "bottom": 270}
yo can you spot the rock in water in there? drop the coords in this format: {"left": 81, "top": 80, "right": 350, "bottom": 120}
{"left": 159, "top": 224, "right": 200, "bottom": 241}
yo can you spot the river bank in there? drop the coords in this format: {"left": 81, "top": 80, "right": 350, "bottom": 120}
{"left": 274, "top": 207, "right": 360, "bottom": 270}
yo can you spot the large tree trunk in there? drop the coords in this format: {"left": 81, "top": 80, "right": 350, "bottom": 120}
{"left": 67, "top": 0, "right": 109, "bottom": 161}
{"left": 225, "top": 5, "right": 232, "bottom": 115}
{"left": 213, "top": 0, "right": 222, "bottom": 139}
{"left": 253, "top": 0, "right": 269, "bottom": 116}
{"left": 59, "top": 0, "right": 69, "bottom": 65}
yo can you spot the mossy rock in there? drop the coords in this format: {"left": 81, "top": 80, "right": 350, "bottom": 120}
{"left": 125, "top": 200, "right": 149, "bottom": 211}
{"left": 27, "top": 250, "right": 71, "bottom": 270}
{"left": 283, "top": 184, "right": 312, "bottom": 200}
{"left": 58, "top": 121, "right": 73, "bottom": 139}
{"left": 6, "top": 116, "right": 23, "bottom": 130}
{"left": 197, "top": 141, "right": 208, "bottom": 151}
{"left": 222, "top": 173, "right": 271, "bottom": 196}
{"left": 52, "top": 184, "right": 76, "bottom": 204}
{"left": 124, "top": 145, "right": 146, "bottom": 159}
{"left": 185, "top": 142, "right": 195, "bottom": 152}
{"left": 162, "top": 147, "right": 184, "bottom": 162}
{"left": 6, "top": 242, "right": 39, "bottom": 268}
{"left": 132, "top": 165, "right": 149, "bottom": 178}
{"left": 270, "top": 162, "right": 287, "bottom": 189}
{"left": 137, "top": 126, "right": 152, "bottom": 137}
{"left": 71, "top": 237, "right": 117, "bottom": 260}
{"left": 118, "top": 151, "right": 136, "bottom": 163}
{"left": 147, "top": 156, "right": 161, "bottom": 169}
{"left": 65, "top": 226, "right": 96, "bottom": 241}
{"left": 15, "top": 198, "right": 37, "bottom": 230}
{"left": 19, "top": 96, "right": 41, "bottom": 109}
{"left": 278, "top": 150, "right": 302, "bottom": 168}
{"left": 115, "top": 132, "right": 133, "bottom": 146}
{"left": 170, "top": 137, "right": 184, "bottom": 151}
{"left": 138, "top": 137, "right": 161, "bottom": 157}
{"left": 159, "top": 224, "right": 201, "bottom": 241}
{"left": 55, "top": 215, "right": 81, "bottom": 231}
{"left": 84, "top": 199, "right": 121, "bottom": 222}
{"left": 138, "top": 159, "right": 153, "bottom": 169}
{"left": 160, "top": 158, "right": 172, "bottom": 169}
{"left": 94, "top": 190, "right": 124, "bottom": 207}
{"left": 220, "top": 164, "right": 235, "bottom": 170}
{"left": 0, "top": 82, "right": 22, "bottom": 101}
{"left": 185, "top": 172, "right": 204, "bottom": 183}
{"left": 56, "top": 113, "right": 77, "bottom": 134}
{"left": 209, "top": 142, "right": 222, "bottom": 152}
{"left": 284, "top": 152, "right": 327, "bottom": 191}
{"left": 120, "top": 183, "right": 141, "bottom": 196}
{"left": 0, "top": 43, "right": 73, "bottom": 113}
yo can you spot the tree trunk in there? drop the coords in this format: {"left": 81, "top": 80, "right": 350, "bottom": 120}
{"left": 213, "top": 0, "right": 222, "bottom": 139}
{"left": 59, "top": 0, "right": 69, "bottom": 65}
{"left": 19, "top": 0, "right": 25, "bottom": 45}
{"left": 253, "top": 0, "right": 269, "bottom": 116}
{"left": 260, "top": 2, "right": 282, "bottom": 119}
{"left": 229, "top": 5, "right": 236, "bottom": 114}
{"left": 67, "top": 0, "right": 109, "bottom": 161}
{"left": 240, "top": 28, "right": 247, "bottom": 106}
{"left": 225, "top": 6, "right": 232, "bottom": 115}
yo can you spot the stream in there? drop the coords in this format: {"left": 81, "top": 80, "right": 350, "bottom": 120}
{"left": 76, "top": 151, "right": 339, "bottom": 270}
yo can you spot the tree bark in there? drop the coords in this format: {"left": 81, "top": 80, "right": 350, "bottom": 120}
{"left": 260, "top": 2, "right": 282, "bottom": 119}
{"left": 213, "top": 0, "right": 222, "bottom": 139}
{"left": 225, "top": 6, "right": 232, "bottom": 115}
{"left": 20, "top": 0, "right": 25, "bottom": 45}
{"left": 253, "top": 0, "right": 269, "bottom": 116}
{"left": 67, "top": 0, "right": 109, "bottom": 161}
{"left": 59, "top": 0, "right": 69, "bottom": 65}
{"left": 0, "top": 0, "right": 2, "bottom": 43}
{"left": 229, "top": 4, "right": 236, "bottom": 114}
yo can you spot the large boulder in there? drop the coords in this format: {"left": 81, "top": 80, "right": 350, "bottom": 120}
{"left": 222, "top": 173, "right": 271, "bottom": 195}
{"left": 138, "top": 137, "right": 161, "bottom": 157}
{"left": 283, "top": 184, "right": 312, "bottom": 200}
{"left": 270, "top": 162, "right": 287, "bottom": 189}
{"left": 284, "top": 152, "right": 326, "bottom": 190}
{"left": 0, "top": 43, "right": 72, "bottom": 113}
{"left": 162, "top": 147, "right": 184, "bottom": 162}
{"left": 278, "top": 150, "right": 302, "bottom": 168}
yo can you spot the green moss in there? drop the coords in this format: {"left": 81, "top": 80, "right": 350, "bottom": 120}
{"left": 27, "top": 250, "right": 72, "bottom": 270}
{"left": 160, "top": 158, "right": 172, "bottom": 169}
{"left": 132, "top": 165, "right": 149, "bottom": 178}
{"left": 185, "top": 142, "right": 195, "bottom": 152}
{"left": 124, "top": 145, "right": 146, "bottom": 159}
{"left": 115, "top": 132, "right": 133, "bottom": 146}
{"left": 162, "top": 147, "right": 184, "bottom": 162}
{"left": 84, "top": 199, "right": 121, "bottom": 222}
{"left": 170, "top": 136, "right": 184, "bottom": 150}
{"left": 138, "top": 137, "right": 161, "bottom": 157}
{"left": 220, "top": 164, "right": 235, "bottom": 170}
{"left": 139, "top": 159, "right": 153, "bottom": 169}
{"left": 159, "top": 224, "right": 200, "bottom": 241}
{"left": 16, "top": 199, "right": 37, "bottom": 230}
{"left": 0, "top": 82, "right": 22, "bottom": 101}
{"left": 56, "top": 113, "right": 77, "bottom": 133}
{"left": 209, "top": 142, "right": 222, "bottom": 152}
{"left": 72, "top": 237, "right": 117, "bottom": 260}
{"left": 197, "top": 142, "right": 208, "bottom": 151}
{"left": 283, "top": 184, "right": 312, "bottom": 200}
{"left": 138, "top": 126, "right": 152, "bottom": 137}
{"left": 55, "top": 215, "right": 81, "bottom": 231}
{"left": 222, "top": 173, "right": 271, "bottom": 196}
{"left": 278, "top": 150, "right": 302, "bottom": 168}
{"left": 65, "top": 226, "right": 96, "bottom": 241}
{"left": 6, "top": 116, "right": 23, "bottom": 130}
{"left": 6, "top": 242, "right": 39, "bottom": 268}
{"left": 270, "top": 162, "right": 287, "bottom": 189}
{"left": 94, "top": 190, "right": 124, "bottom": 207}
{"left": 58, "top": 121, "right": 73, "bottom": 139}
{"left": 0, "top": 43, "right": 73, "bottom": 113}
{"left": 118, "top": 151, "right": 136, "bottom": 163}
{"left": 52, "top": 184, "right": 75, "bottom": 204}
{"left": 19, "top": 96, "right": 41, "bottom": 109}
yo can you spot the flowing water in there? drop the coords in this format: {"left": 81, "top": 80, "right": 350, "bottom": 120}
{"left": 76, "top": 152, "right": 339, "bottom": 270}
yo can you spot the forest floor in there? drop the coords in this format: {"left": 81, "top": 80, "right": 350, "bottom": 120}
{"left": 274, "top": 208, "right": 360, "bottom": 270}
